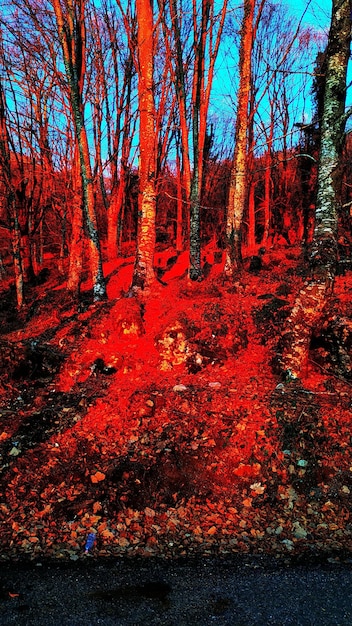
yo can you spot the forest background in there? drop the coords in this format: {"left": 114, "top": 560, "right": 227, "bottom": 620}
{"left": 0, "top": 0, "right": 350, "bottom": 304}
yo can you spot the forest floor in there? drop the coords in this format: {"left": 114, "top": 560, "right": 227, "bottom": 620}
{"left": 0, "top": 243, "right": 352, "bottom": 563}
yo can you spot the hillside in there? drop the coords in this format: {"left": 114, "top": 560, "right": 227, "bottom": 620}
{"left": 0, "top": 244, "right": 352, "bottom": 562}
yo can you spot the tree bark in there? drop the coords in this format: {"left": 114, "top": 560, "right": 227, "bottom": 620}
{"left": 131, "top": 0, "right": 157, "bottom": 294}
{"left": 225, "top": 0, "right": 255, "bottom": 275}
{"left": 281, "top": 0, "right": 351, "bottom": 380}
{"left": 67, "top": 147, "right": 84, "bottom": 296}
{"left": 52, "top": 0, "right": 107, "bottom": 302}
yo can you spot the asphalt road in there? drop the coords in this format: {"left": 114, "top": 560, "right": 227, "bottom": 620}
{"left": 0, "top": 555, "right": 352, "bottom": 625}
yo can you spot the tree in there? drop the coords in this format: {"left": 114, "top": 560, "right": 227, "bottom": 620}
{"left": 281, "top": 0, "right": 351, "bottom": 380}
{"left": 224, "top": 0, "right": 257, "bottom": 275}
{"left": 130, "top": 0, "right": 157, "bottom": 293}
{"left": 51, "top": 0, "right": 107, "bottom": 301}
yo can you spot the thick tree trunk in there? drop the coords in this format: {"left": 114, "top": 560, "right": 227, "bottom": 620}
{"left": 67, "top": 161, "right": 84, "bottom": 297}
{"left": 281, "top": 0, "right": 351, "bottom": 380}
{"left": 77, "top": 115, "right": 107, "bottom": 301}
{"left": 52, "top": 0, "right": 107, "bottom": 302}
{"left": 131, "top": 0, "right": 156, "bottom": 294}
{"left": 225, "top": 0, "right": 255, "bottom": 275}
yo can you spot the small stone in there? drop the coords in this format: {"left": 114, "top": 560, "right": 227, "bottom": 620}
{"left": 173, "top": 384, "right": 188, "bottom": 392}
{"left": 293, "top": 522, "right": 307, "bottom": 539}
{"left": 9, "top": 446, "right": 21, "bottom": 457}
{"left": 297, "top": 459, "right": 308, "bottom": 468}
{"left": 281, "top": 539, "right": 294, "bottom": 550}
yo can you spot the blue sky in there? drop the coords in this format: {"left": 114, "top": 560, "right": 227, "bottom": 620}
{"left": 208, "top": 0, "right": 351, "bottom": 155}
{"left": 290, "top": 0, "right": 331, "bottom": 30}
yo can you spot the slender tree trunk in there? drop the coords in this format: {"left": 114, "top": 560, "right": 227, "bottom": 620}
{"left": 262, "top": 143, "right": 273, "bottom": 245}
{"left": 108, "top": 179, "right": 124, "bottom": 259}
{"left": 10, "top": 198, "right": 24, "bottom": 308}
{"left": 189, "top": 0, "right": 209, "bottom": 280}
{"left": 175, "top": 147, "right": 183, "bottom": 253}
{"left": 107, "top": 115, "right": 132, "bottom": 259}
{"left": 168, "top": 0, "right": 192, "bottom": 201}
{"left": 225, "top": 0, "right": 255, "bottom": 275}
{"left": 281, "top": 0, "right": 351, "bottom": 380}
{"left": 247, "top": 179, "right": 256, "bottom": 250}
{"left": 131, "top": 0, "right": 156, "bottom": 293}
{"left": 20, "top": 231, "right": 32, "bottom": 282}
{"left": 59, "top": 207, "right": 68, "bottom": 276}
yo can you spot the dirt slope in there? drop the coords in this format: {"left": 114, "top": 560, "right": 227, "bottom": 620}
{"left": 0, "top": 244, "right": 352, "bottom": 561}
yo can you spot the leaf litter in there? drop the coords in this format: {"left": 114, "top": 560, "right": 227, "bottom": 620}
{"left": 0, "top": 245, "right": 352, "bottom": 562}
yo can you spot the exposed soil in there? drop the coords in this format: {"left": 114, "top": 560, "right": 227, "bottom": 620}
{"left": 1, "top": 244, "right": 352, "bottom": 562}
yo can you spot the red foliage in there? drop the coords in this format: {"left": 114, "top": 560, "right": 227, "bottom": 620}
{"left": 0, "top": 244, "right": 352, "bottom": 560}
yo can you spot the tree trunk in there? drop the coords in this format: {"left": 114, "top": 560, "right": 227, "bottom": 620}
{"left": 175, "top": 147, "right": 183, "bottom": 253}
{"left": 67, "top": 151, "right": 84, "bottom": 296}
{"left": 131, "top": 0, "right": 156, "bottom": 294}
{"left": 107, "top": 179, "right": 124, "bottom": 259}
{"left": 262, "top": 142, "right": 272, "bottom": 245}
{"left": 168, "top": 0, "right": 192, "bottom": 202}
{"left": 76, "top": 107, "right": 107, "bottom": 301}
{"left": 52, "top": 0, "right": 107, "bottom": 302}
{"left": 247, "top": 179, "right": 256, "bottom": 251}
{"left": 10, "top": 199, "right": 24, "bottom": 309}
{"left": 225, "top": 0, "right": 255, "bottom": 275}
{"left": 281, "top": 0, "right": 351, "bottom": 380}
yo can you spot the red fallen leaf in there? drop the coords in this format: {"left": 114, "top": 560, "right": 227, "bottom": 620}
{"left": 90, "top": 471, "right": 105, "bottom": 483}
{"left": 36, "top": 504, "right": 52, "bottom": 518}
{"left": 233, "top": 463, "right": 261, "bottom": 478}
